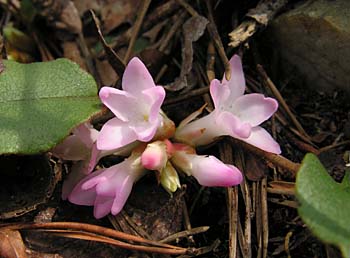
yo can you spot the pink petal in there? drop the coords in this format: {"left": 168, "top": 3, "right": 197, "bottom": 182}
{"left": 240, "top": 126, "right": 281, "bottom": 154}
{"left": 88, "top": 143, "right": 100, "bottom": 172}
{"left": 142, "top": 86, "right": 166, "bottom": 122}
{"left": 232, "top": 94, "right": 278, "bottom": 126}
{"left": 216, "top": 111, "right": 252, "bottom": 138}
{"left": 97, "top": 117, "right": 137, "bottom": 150}
{"left": 222, "top": 55, "right": 245, "bottom": 101}
{"left": 111, "top": 176, "right": 134, "bottom": 215}
{"left": 68, "top": 175, "right": 100, "bottom": 206}
{"left": 141, "top": 141, "right": 168, "bottom": 171}
{"left": 210, "top": 79, "right": 230, "bottom": 110}
{"left": 94, "top": 195, "right": 114, "bottom": 219}
{"left": 73, "top": 123, "right": 99, "bottom": 149}
{"left": 191, "top": 155, "right": 243, "bottom": 187}
{"left": 132, "top": 122, "right": 159, "bottom": 142}
{"left": 99, "top": 87, "right": 137, "bottom": 122}
{"left": 94, "top": 165, "right": 130, "bottom": 196}
{"left": 122, "top": 57, "right": 156, "bottom": 94}
{"left": 51, "top": 135, "right": 88, "bottom": 161}
{"left": 62, "top": 161, "right": 89, "bottom": 200}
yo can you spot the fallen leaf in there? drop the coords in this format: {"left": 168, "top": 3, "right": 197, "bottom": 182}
{"left": 0, "top": 229, "right": 27, "bottom": 258}
{"left": 165, "top": 15, "right": 208, "bottom": 91}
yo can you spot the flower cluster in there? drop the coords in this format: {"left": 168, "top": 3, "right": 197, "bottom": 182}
{"left": 52, "top": 56, "right": 280, "bottom": 218}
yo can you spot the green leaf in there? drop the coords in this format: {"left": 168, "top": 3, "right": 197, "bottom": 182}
{"left": 296, "top": 153, "right": 350, "bottom": 257}
{"left": 0, "top": 59, "right": 101, "bottom": 154}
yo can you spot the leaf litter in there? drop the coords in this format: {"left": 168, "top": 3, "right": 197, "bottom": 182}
{"left": 0, "top": 0, "right": 349, "bottom": 257}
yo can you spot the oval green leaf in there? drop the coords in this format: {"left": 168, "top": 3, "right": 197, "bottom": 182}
{"left": 296, "top": 153, "right": 350, "bottom": 257}
{"left": 0, "top": 59, "right": 101, "bottom": 154}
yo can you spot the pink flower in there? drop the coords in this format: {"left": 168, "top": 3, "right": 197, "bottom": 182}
{"left": 141, "top": 140, "right": 173, "bottom": 171}
{"left": 171, "top": 144, "right": 242, "bottom": 187}
{"left": 52, "top": 123, "right": 101, "bottom": 199}
{"left": 51, "top": 122, "right": 129, "bottom": 199}
{"left": 97, "top": 57, "right": 166, "bottom": 151}
{"left": 175, "top": 55, "right": 281, "bottom": 154}
{"left": 68, "top": 152, "right": 146, "bottom": 219}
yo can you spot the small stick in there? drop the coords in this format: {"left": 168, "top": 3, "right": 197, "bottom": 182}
{"left": 255, "top": 181, "right": 262, "bottom": 258}
{"left": 267, "top": 187, "right": 295, "bottom": 196}
{"left": 164, "top": 86, "right": 210, "bottom": 106}
{"left": 47, "top": 230, "right": 188, "bottom": 255}
{"left": 230, "top": 138, "right": 300, "bottom": 176}
{"left": 261, "top": 178, "right": 269, "bottom": 258}
{"left": 3, "top": 222, "right": 184, "bottom": 250}
{"left": 268, "top": 198, "right": 298, "bottom": 209}
{"left": 159, "top": 12, "right": 186, "bottom": 52}
{"left": 175, "top": 0, "right": 199, "bottom": 16}
{"left": 159, "top": 226, "right": 210, "bottom": 243}
{"left": 206, "top": 41, "right": 216, "bottom": 81}
{"left": 235, "top": 149, "right": 251, "bottom": 258}
{"left": 182, "top": 196, "right": 195, "bottom": 244}
{"left": 124, "top": 0, "right": 152, "bottom": 62}
{"left": 318, "top": 140, "right": 350, "bottom": 153}
{"left": 257, "top": 65, "right": 309, "bottom": 139}
{"left": 205, "top": 0, "right": 231, "bottom": 80}
{"left": 220, "top": 141, "right": 238, "bottom": 258}
{"left": 284, "top": 130, "right": 319, "bottom": 154}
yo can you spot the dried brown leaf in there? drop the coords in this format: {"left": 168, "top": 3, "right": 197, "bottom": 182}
{"left": 165, "top": 15, "right": 208, "bottom": 91}
{"left": 245, "top": 152, "right": 268, "bottom": 181}
{"left": 0, "top": 229, "right": 27, "bottom": 258}
{"left": 101, "top": 0, "right": 141, "bottom": 33}
{"left": 91, "top": 10, "right": 125, "bottom": 78}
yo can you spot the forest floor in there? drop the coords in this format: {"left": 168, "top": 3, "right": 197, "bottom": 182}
{"left": 0, "top": 0, "right": 348, "bottom": 257}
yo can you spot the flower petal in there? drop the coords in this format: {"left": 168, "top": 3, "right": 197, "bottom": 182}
{"left": 99, "top": 87, "right": 138, "bottom": 122}
{"left": 131, "top": 121, "right": 159, "bottom": 142}
{"left": 142, "top": 86, "right": 166, "bottom": 122}
{"left": 51, "top": 135, "right": 88, "bottom": 160}
{"left": 68, "top": 170, "right": 106, "bottom": 205}
{"left": 94, "top": 195, "right": 114, "bottom": 219}
{"left": 73, "top": 123, "right": 99, "bottom": 149}
{"left": 122, "top": 57, "right": 156, "bottom": 94}
{"left": 62, "top": 161, "right": 89, "bottom": 200}
{"left": 97, "top": 117, "right": 137, "bottom": 150}
{"left": 209, "top": 79, "right": 230, "bottom": 110}
{"left": 111, "top": 175, "right": 134, "bottom": 215}
{"left": 240, "top": 126, "right": 281, "bottom": 154}
{"left": 141, "top": 141, "right": 168, "bottom": 171}
{"left": 216, "top": 111, "right": 252, "bottom": 138}
{"left": 222, "top": 55, "right": 245, "bottom": 101}
{"left": 232, "top": 93, "right": 278, "bottom": 126}
{"left": 190, "top": 155, "right": 243, "bottom": 187}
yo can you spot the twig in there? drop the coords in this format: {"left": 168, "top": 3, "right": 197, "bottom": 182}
{"left": 206, "top": 41, "right": 216, "bottom": 81}
{"left": 230, "top": 138, "right": 300, "bottom": 176}
{"left": 257, "top": 64, "right": 310, "bottom": 139}
{"left": 2, "top": 222, "right": 185, "bottom": 251}
{"left": 90, "top": 10, "right": 125, "bottom": 78}
{"left": 261, "top": 178, "right": 269, "bottom": 258}
{"left": 175, "top": 0, "right": 199, "bottom": 16}
{"left": 182, "top": 196, "right": 195, "bottom": 244}
{"left": 255, "top": 181, "right": 262, "bottom": 258}
{"left": 124, "top": 0, "right": 152, "bottom": 62}
{"left": 164, "top": 86, "right": 209, "bottom": 106}
{"left": 160, "top": 226, "right": 210, "bottom": 243}
{"left": 220, "top": 141, "right": 238, "bottom": 258}
{"left": 41, "top": 229, "right": 188, "bottom": 255}
{"left": 268, "top": 198, "right": 298, "bottom": 209}
{"left": 228, "top": 0, "right": 288, "bottom": 48}
{"left": 159, "top": 12, "right": 186, "bottom": 52}
{"left": 235, "top": 149, "right": 251, "bottom": 258}
{"left": 205, "top": 0, "right": 231, "bottom": 80}
{"left": 267, "top": 181, "right": 295, "bottom": 196}
{"left": 318, "top": 140, "right": 350, "bottom": 153}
